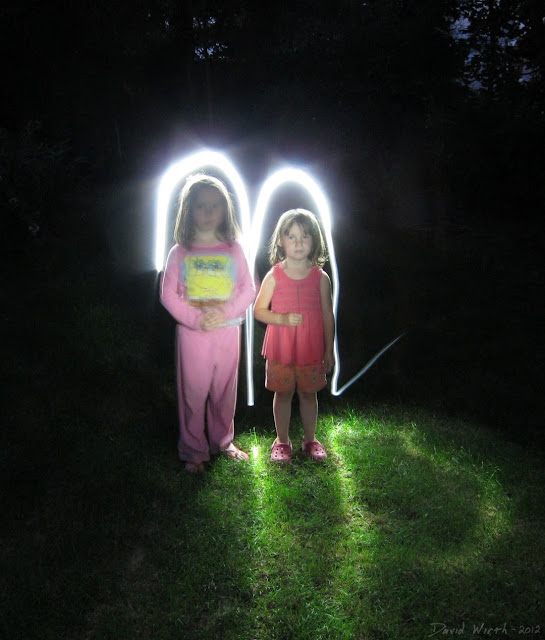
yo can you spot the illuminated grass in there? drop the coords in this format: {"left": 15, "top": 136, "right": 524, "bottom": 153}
{"left": 2, "top": 285, "right": 544, "bottom": 640}
{"left": 4, "top": 394, "right": 544, "bottom": 639}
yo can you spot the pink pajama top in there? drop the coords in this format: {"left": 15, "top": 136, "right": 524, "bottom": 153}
{"left": 261, "top": 263, "right": 325, "bottom": 366}
{"left": 160, "top": 240, "right": 255, "bottom": 330}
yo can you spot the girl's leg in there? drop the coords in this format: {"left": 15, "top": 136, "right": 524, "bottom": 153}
{"left": 207, "top": 326, "right": 243, "bottom": 454}
{"left": 298, "top": 390, "right": 327, "bottom": 460}
{"left": 298, "top": 390, "right": 318, "bottom": 443}
{"left": 176, "top": 328, "right": 214, "bottom": 463}
{"left": 273, "top": 390, "right": 294, "bottom": 444}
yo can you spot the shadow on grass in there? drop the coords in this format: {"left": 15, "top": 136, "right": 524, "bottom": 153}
{"left": 325, "top": 403, "right": 544, "bottom": 638}
{"left": 1, "top": 271, "right": 183, "bottom": 639}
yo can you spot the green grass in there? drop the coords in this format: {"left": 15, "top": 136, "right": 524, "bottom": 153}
{"left": 3, "top": 401, "right": 544, "bottom": 639}
{"left": 2, "top": 267, "right": 544, "bottom": 640}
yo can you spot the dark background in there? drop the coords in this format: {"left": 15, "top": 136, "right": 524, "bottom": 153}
{"left": 2, "top": 1, "right": 544, "bottom": 443}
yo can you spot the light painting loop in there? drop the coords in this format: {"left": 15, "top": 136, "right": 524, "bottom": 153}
{"left": 155, "top": 152, "right": 405, "bottom": 407}
{"left": 154, "top": 150, "right": 251, "bottom": 272}
{"left": 154, "top": 149, "right": 254, "bottom": 404}
{"left": 249, "top": 167, "right": 341, "bottom": 398}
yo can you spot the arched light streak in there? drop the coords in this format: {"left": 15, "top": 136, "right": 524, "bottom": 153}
{"left": 248, "top": 167, "right": 341, "bottom": 398}
{"left": 154, "top": 149, "right": 251, "bottom": 271}
{"left": 248, "top": 167, "right": 405, "bottom": 400}
{"left": 154, "top": 150, "right": 254, "bottom": 405}
{"left": 155, "top": 154, "right": 405, "bottom": 407}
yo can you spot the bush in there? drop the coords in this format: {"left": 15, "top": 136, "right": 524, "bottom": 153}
{"left": 0, "top": 120, "right": 87, "bottom": 243}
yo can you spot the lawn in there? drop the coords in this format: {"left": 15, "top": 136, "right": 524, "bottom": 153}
{"left": 1, "top": 257, "right": 543, "bottom": 640}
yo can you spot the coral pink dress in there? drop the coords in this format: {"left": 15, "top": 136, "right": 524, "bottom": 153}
{"left": 262, "top": 263, "right": 325, "bottom": 366}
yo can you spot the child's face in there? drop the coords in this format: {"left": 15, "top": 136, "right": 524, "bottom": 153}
{"left": 192, "top": 187, "right": 226, "bottom": 237}
{"left": 280, "top": 222, "right": 313, "bottom": 262}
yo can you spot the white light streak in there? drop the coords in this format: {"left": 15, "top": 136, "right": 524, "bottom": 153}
{"left": 248, "top": 167, "right": 405, "bottom": 400}
{"left": 155, "top": 154, "right": 404, "bottom": 407}
{"left": 154, "top": 149, "right": 251, "bottom": 272}
{"left": 332, "top": 332, "right": 406, "bottom": 396}
{"left": 248, "top": 167, "right": 341, "bottom": 399}
{"left": 154, "top": 150, "right": 254, "bottom": 405}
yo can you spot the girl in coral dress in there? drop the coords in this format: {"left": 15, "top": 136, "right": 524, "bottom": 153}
{"left": 254, "top": 209, "right": 335, "bottom": 462}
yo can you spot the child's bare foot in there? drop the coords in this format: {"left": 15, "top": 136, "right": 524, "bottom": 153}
{"left": 185, "top": 461, "right": 205, "bottom": 473}
{"left": 221, "top": 443, "right": 249, "bottom": 461}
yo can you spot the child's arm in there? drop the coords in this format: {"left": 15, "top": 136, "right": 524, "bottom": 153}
{"left": 320, "top": 272, "right": 335, "bottom": 372}
{"left": 160, "top": 246, "right": 203, "bottom": 330}
{"left": 254, "top": 271, "right": 303, "bottom": 326}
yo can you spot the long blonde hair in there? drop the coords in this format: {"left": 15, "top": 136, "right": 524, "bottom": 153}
{"left": 173, "top": 174, "right": 240, "bottom": 248}
{"left": 268, "top": 208, "right": 327, "bottom": 267}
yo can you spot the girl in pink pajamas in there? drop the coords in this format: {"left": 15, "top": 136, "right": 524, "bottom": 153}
{"left": 161, "top": 175, "right": 255, "bottom": 473}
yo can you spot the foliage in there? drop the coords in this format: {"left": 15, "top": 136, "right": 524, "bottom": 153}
{"left": 0, "top": 121, "right": 87, "bottom": 242}
{"left": 456, "top": 0, "right": 545, "bottom": 108}
{"left": 2, "top": 1, "right": 543, "bottom": 227}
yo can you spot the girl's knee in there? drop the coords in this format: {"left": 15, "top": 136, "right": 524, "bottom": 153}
{"left": 297, "top": 390, "right": 317, "bottom": 403}
{"left": 275, "top": 390, "right": 294, "bottom": 402}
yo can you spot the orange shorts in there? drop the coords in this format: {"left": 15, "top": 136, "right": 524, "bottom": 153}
{"left": 265, "top": 360, "right": 327, "bottom": 393}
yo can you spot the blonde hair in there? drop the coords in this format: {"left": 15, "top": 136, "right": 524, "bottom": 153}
{"left": 268, "top": 208, "right": 327, "bottom": 267}
{"left": 173, "top": 174, "right": 240, "bottom": 248}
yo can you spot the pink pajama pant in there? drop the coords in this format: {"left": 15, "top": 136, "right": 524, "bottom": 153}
{"left": 175, "top": 323, "right": 240, "bottom": 463}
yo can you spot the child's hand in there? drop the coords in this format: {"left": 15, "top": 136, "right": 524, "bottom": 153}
{"left": 283, "top": 313, "right": 303, "bottom": 326}
{"left": 323, "top": 349, "right": 335, "bottom": 373}
{"left": 201, "top": 308, "right": 227, "bottom": 330}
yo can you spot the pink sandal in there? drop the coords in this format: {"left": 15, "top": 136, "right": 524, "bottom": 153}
{"left": 302, "top": 440, "right": 327, "bottom": 461}
{"left": 270, "top": 441, "right": 293, "bottom": 463}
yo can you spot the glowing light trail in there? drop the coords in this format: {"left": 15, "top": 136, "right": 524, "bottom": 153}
{"left": 154, "top": 150, "right": 254, "bottom": 404}
{"left": 248, "top": 168, "right": 340, "bottom": 399}
{"left": 154, "top": 150, "right": 251, "bottom": 272}
{"left": 333, "top": 332, "right": 406, "bottom": 396}
{"left": 248, "top": 167, "right": 405, "bottom": 399}
{"left": 155, "top": 153, "right": 404, "bottom": 407}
